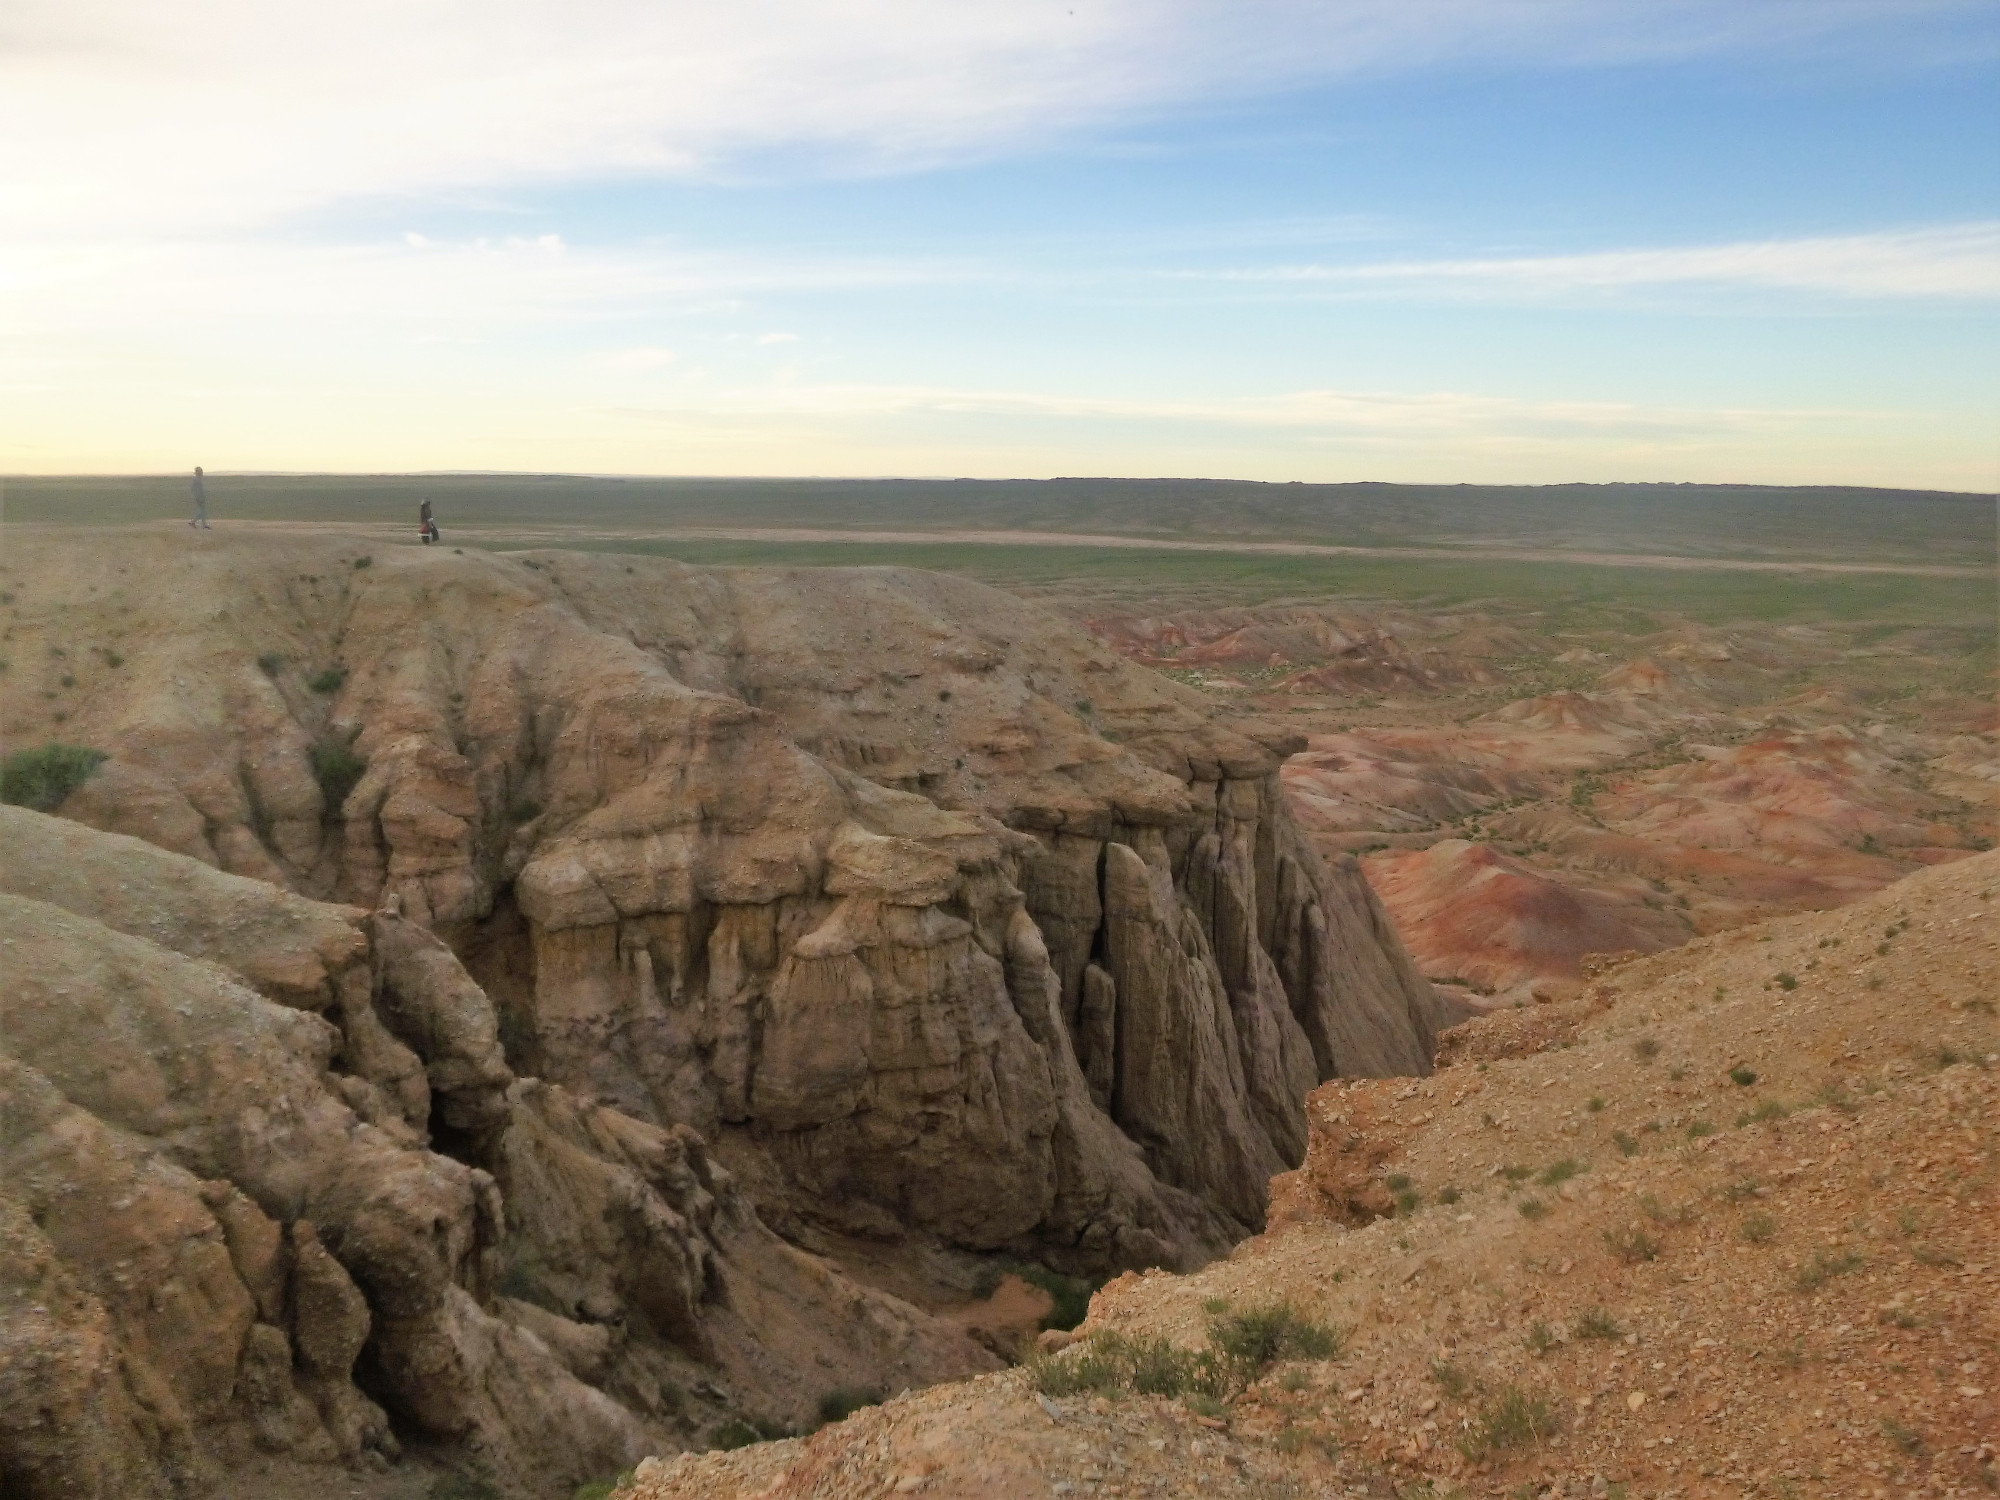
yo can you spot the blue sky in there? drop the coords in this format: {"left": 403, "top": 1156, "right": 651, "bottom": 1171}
{"left": 3, "top": 1, "right": 1996, "bottom": 485}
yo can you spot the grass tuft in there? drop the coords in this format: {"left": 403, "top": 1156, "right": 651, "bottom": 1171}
{"left": 1793, "top": 1246, "right": 1865, "bottom": 1292}
{"left": 1573, "top": 1307, "right": 1621, "bottom": 1340}
{"left": 1728, "top": 1066, "right": 1758, "bottom": 1087}
{"left": 1457, "top": 1385, "right": 1558, "bottom": 1460}
{"left": 1603, "top": 1226, "right": 1661, "bottom": 1264}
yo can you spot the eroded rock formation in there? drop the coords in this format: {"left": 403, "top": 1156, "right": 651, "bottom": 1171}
{"left": 0, "top": 532, "right": 1441, "bottom": 1493}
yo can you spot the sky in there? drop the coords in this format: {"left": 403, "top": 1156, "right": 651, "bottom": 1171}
{"left": 3, "top": 0, "right": 1997, "bottom": 487}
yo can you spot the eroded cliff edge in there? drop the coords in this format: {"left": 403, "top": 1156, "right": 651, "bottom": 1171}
{"left": 0, "top": 531, "right": 1441, "bottom": 1492}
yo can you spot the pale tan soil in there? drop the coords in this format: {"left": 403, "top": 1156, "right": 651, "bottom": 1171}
{"left": 618, "top": 849, "right": 1999, "bottom": 1499}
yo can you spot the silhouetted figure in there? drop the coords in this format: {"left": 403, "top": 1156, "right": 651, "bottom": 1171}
{"left": 189, "top": 466, "right": 210, "bottom": 529}
{"left": 419, "top": 496, "right": 438, "bottom": 544}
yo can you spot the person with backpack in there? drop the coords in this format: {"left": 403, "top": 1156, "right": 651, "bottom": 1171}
{"left": 419, "top": 496, "right": 439, "bottom": 544}
{"left": 189, "top": 466, "right": 210, "bottom": 528}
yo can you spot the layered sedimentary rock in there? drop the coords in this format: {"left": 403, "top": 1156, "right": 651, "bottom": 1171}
{"left": 0, "top": 809, "right": 996, "bottom": 1498}
{"left": 6, "top": 535, "right": 1439, "bottom": 1271}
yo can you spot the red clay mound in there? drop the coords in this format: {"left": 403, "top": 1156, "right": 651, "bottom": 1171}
{"left": 1362, "top": 838, "right": 1686, "bottom": 997}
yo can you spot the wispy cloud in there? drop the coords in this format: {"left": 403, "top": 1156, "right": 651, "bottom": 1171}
{"left": 3, "top": 0, "right": 1987, "bottom": 237}
{"left": 1194, "top": 223, "right": 2000, "bottom": 301}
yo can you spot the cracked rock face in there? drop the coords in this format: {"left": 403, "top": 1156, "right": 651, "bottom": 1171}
{"left": 0, "top": 534, "right": 1442, "bottom": 1494}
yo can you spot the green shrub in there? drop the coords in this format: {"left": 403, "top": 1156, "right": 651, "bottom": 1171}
{"left": 1517, "top": 1197, "right": 1549, "bottom": 1220}
{"left": 1740, "top": 1212, "right": 1777, "bottom": 1244}
{"left": 1537, "top": 1158, "right": 1584, "bottom": 1187}
{"left": 307, "top": 665, "right": 347, "bottom": 694}
{"left": 572, "top": 1473, "right": 635, "bottom": 1500}
{"left": 1573, "top": 1307, "right": 1621, "bottom": 1340}
{"left": 816, "top": 1387, "right": 882, "bottom": 1425}
{"left": 1437, "top": 1185, "right": 1461, "bottom": 1205}
{"left": 1429, "top": 1358, "right": 1473, "bottom": 1399}
{"left": 0, "top": 743, "right": 107, "bottom": 811}
{"left": 1612, "top": 1130, "right": 1639, "bottom": 1158}
{"left": 1457, "top": 1384, "right": 1558, "bottom": 1460}
{"left": 1793, "top": 1247, "right": 1865, "bottom": 1291}
{"left": 429, "top": 1476, "right": 502, "bottom": 1500}
{"left": 311, "top": 733, "right": 367, "bottom": 814}
{"left": 1526, "top": 1320, "right": 1558, "bottom": 1355}
{"left": 1019, "top": 1265, "right": 1103, "bottom": 1332}
{"left": 1775, "top": 972, "right": 1798, "bottom": 991}
{"left": 1209, "top": 1302, "right": 1344, "bottom": 1374}
{"left": 257, "top": 651, "right": 284, "bottom": 677}
{"left": 1632, "top": 1037, "right": 1660, "bottom": 1062}
{"left": 353, "top": 555, "right": 372, "bottom": 569}
{"left": 1032, "top": 1331, "right": 1228, "bottom": 1401}
{"left": 1736, "top": 1100, "right": 1790, "bottom": 1128}
{"left": 711, "top": 1417, "right": 764, "bottom": 1450}
{"left": 1686, "top": 1119, "right": 1717, "bottom": 1139}
{"left": 1728, "top": 1066, "right": 1758, "bottom": 1087}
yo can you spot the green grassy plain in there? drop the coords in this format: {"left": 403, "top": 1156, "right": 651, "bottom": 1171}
{"left": 5, "top": 473, "right": 1992, "bottom": 568}
{"left": 578, "top": 535, "right": 1994, "bottom": 630}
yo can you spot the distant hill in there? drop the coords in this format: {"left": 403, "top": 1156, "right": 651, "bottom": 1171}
{"left": 5, "top": 474, "right": 1992, "bottom": 566}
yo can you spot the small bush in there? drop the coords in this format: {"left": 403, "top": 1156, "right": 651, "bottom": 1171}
{"left": 1395, "top": 1188, "right": 1420, "bottom": 1214}
{"left": 353, "top": 555, "right": 372, "bottom": 569}
{"left": 1209, "top": 1302, "right": 1343, "bottom": 1374}
{"left": 711, "top": 1417, "right": 763, "bottom": 1451}
{"left": 1587, "top": 1096, "right": 1606, "bottom": 1112}
{"left": 1633, "top": 1037, "right": 1661, "bottom": 1062}
{"left": 102, "top": 649, "right": 123, "bottom": 668}
{"left": 1, "top": 743, "right": 108, "bottom": 812}
{"left": 1686, "top": 1119, "right": 1717, "bottom": 1139}
{"left": 257, "top": 651, "right": 284, "bottom": 677}
{"left": 1500, "top": 1165, "right": 1533, "bottom": 1183}
{"left": 1740, "top": 1212, "right": 1778, "bottom": 1244}
{"left": 429, "top": 1477, "right": 502, "bottom": 1500}
{"left": 1720, "top": 1177, "right": 1761, "bottom": 1203}
{"left": 1526, "top": 1320, "right": 1558, "bottom": 1355}
{"left": 1736, "top": 1100, "right": 1790, "bottom": 1128}
{"left": 1538, "top": 1158, "right": 1584, "bottom": 1187}
{"left": 1018, "top": 1265, "right": 1102, "bottom": 1332}
{"left": 1639, "top": 1195, "right": 1695, "bottom": 1226}
{"left": 1793, "top": 1247, "right": 1865, "bottom": 1291}
{"left": 1603, "top": 1226, "right": 1661, "bottom": 1264}
{"left": 1202, "top": 1296, "right": 1231, "bottom": 1314}
{"left": 307, "top": 665, "right": 348, "bottom": 694}
{"left": 1517, "top": 1197, "right": 1549, "bottom": 1221}
{"left": 1429, "top": 1358, "right": 1473, "bottom": 1399}
{"left": 1775, "top": 972, "right": 1798, "bottom": 991}
{"left": 1728, "top": 1066, "right": 1758, "bottom": 1087}
{"left": 1573, "top": 1307, "right": 1621, "bottom": 1340}
{"left": 1033, "top": 1331, "right": 1228, "bottom": 1401}
{"left": 1385, "top": 1173, "right": 1412, "bottom": 1191}
{"left": 572, "top": 1474, "right": 635, "bottom": 1500}
{"left": 311, "top": 733, "right": 367, "bottom": 814}
{"left": 815, "top": 1387, "right": 882, "bottom": 1425}
{"left": 1457, "top": 1384, "right": 1558, "bottom": 1460}
{"left": 1437, "top": 1185, "right": 1461, "bottom": 1205}
{"left": 1612, "top": 1130, "right": 1639, "bottom": 1158}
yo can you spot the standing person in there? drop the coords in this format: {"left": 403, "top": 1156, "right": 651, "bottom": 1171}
{"left": 419, "top": 496, "right": 437, "bottom": 544}
{"left": 189, "top": 466, "right": 210, "bottom": 528}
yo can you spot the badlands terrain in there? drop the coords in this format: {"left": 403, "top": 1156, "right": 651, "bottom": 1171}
{"left": 0, "top": 481, "right": 1992, "bottom": 1499}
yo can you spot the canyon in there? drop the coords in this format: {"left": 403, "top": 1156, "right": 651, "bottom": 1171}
{"left": 0, "top": 531, "right": 1445, "bottom": 1496}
